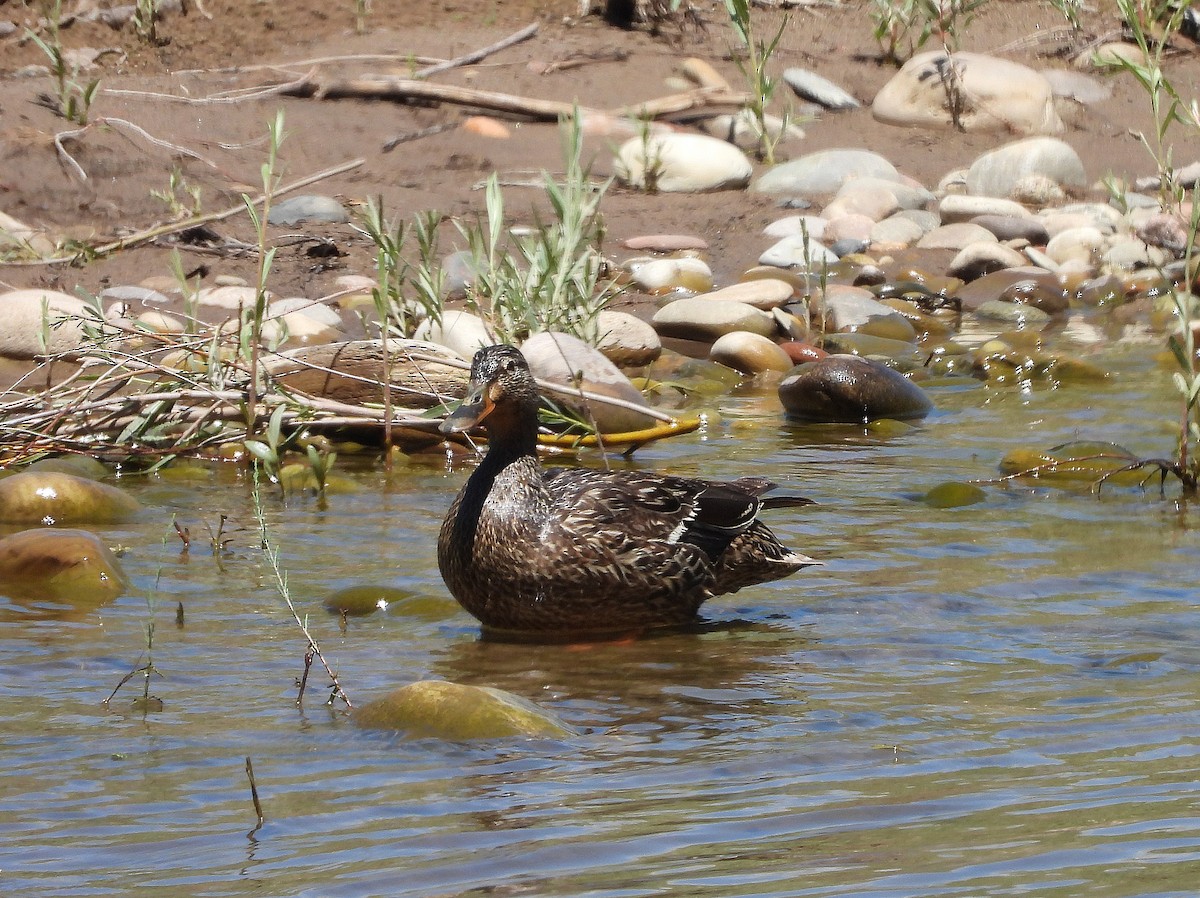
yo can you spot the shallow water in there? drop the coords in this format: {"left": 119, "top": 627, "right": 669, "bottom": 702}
{"left": 2, "top": 337, "right": 1199, "bottom": 898}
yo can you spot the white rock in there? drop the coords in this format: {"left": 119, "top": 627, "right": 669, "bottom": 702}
{"left": 939, "top": 194, "right": 1034, "bottom": 223}
{"left": 520, "top": 332, "right": 656, "bottom": 433}
{"left": 824, "top": 214, "right": 875, "bottom": 245}
{"left": 752, "top": 148, "right": 901, "bottom": 198}
{"left": 838, "top": 176, "right": 933, "bottom": 211}
{"left": 763, "top": 215, "right": 827, "bottom": 241}
{"left": 917, "top": 222, "right": 998, "bottom": 250}
{"left": 267, "top": 298, "right": 344, "bottom": 328}
{"left": 870, "top": 216, "right": 926, "bottom": 250}
{"left": 700, "top": 109, "right": 806, "bottom": 149}
{"left": 1044, "top": 226, "right": 1105, "bottom": 266}
{"left": 822, "top": 183, "right": 900, "bottom": 222}
{"left": 709, "top": 332, "right": 794, "bottom": 375}
{"left": 702, "top": 279, "right": 795, "bottom": 310}
{"left": 782, "top": 67, "right": 860, "bottom": 110}
{"left": 872, "top": 51, "right": 1063, "bottom": 135}
{"left": 627, "top": 257, "right": 714, "bottom": 294}
{"left": 0, "top": 289, "right": 92, "bottom": 359}
{"left": 595, "top": 310, "right": 661, "bottom": 368}
{"left": 613, "top": 132, "right": 753, "bottom": 193}
{"left": 196, "top": 285, "right": 266, "bottom": 310}
{"left": 1102, "top": 238, "right": 1168, "bottom": 271}
{"left": 652, "top": 298, "right": 776, "bottom": 342}
{"left": 413, "top": 310, "right": 495, "bottom": 360}
{"left": 759, "top": 234, "right": 839, "bottom": 269}
{"left": 965, "top": 136, "right": 1087, "bottom": 200}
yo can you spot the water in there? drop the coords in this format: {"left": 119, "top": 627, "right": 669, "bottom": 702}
{"left": 2, "top": 340, "right": 1199, "bottom": 897}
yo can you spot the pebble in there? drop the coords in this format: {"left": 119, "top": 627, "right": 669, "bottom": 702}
{"left": 613, "top": 132, "right": 753, "bottom": 193}
{"left": 621, "top": 234, "right": 709, "bottom": 252}
{"left": 782, "top": 67, "right": 860, "bottom": 110}
{"left": 595, "top": 310, "right": 661, "bottom": 368}
{"left": 267, "top": 194, "right": 349, "bottom": 226}
{"left": 966, "top": 136, "right": 1087, "bottom": 200}
{"left": 778, "top": 354, "right": 933, "bottom": 422}
{"left": 652, "top": 298, "right": 776, "bottom": 342}
{"left": 872, "top": 51, "right": 1063, "bottom": 134}
{"left": 627, "top": 257, "right": 714, "bottom": 294}
{"left": 917, "top": 222, "right": 998, "bottom": 251}
{"left": 709, "top": 332, "right": 794, "bottom": 375}
{"left": 752, "top": 149, "right": 901, "bottom": 199}
{"left": 758, "top": 234, "right": 839, "bottom": 270}
{"left": 702, "top": 279, "right": 795, "bottom": 310}
{"left": 521, "top": 332, "right": 657, "bottom": 434}
{"left": 0, "top": 289, "right": 91, "bottom": 359}
{"left": 947, "top": 242, "right": 1030, "bottom": 281}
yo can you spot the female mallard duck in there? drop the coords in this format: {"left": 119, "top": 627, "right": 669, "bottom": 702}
{"left": 438, "top": 344, "right": 818, "bottom": 633}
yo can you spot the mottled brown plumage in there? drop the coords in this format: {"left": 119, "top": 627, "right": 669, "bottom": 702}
{"left": 437, "top": 344, "right": 818, "bottom": 633}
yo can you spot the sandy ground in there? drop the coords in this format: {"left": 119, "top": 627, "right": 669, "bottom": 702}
{"left": 0, "top": 0, "right": 1196, "bottom": 316}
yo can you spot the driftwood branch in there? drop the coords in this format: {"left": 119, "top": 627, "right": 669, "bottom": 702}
{"left": 414, "top": 22, "right": 539, "bottom": 79}
{"left": 285, "top": 78, "right": 750, "bottom": 122}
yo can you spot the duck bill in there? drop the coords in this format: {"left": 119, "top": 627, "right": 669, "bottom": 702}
{"left": 440, "top": 386, "right": 494, "bottom": 434}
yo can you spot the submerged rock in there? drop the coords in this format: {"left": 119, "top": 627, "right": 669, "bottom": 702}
{"left": 354, "top": 680, "right": 575, "bottom": 739}
{"left": 0, "top": 528, "right": 128, "bottom": 604}
{"left": 778, "top": 354, "right": 933, "bottom": 423}
{"left": 0, "top": 471, "right": 140, "bottom": 525}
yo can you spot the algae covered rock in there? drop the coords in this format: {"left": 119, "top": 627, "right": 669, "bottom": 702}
{"left": 0, "top": 471, "right": 140, "bottom": 525}
{"left": 354, "top": 680, "right": 575, "bottom": 740}
{"left": 0, "top": 528, "right": 128, "bottom": 604}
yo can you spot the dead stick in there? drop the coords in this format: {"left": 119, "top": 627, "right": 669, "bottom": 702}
{"left": 301, "top": 79, "right": 750, "bottom": 122}
{"left": 414, "top": 22, "right": 539, "bottom": 79}
{"left": 245, "top": 757, "right": 265, "bottom": 829}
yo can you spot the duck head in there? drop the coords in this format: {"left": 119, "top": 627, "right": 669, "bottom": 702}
{"left": 441, "top": 344, "right": 541, "bottom": 438}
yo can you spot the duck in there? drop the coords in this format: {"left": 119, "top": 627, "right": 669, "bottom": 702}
{"left": 437, "top": 344, "right": 819, "bottom": 634}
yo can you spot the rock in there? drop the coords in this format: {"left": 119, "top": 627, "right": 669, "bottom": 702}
{"left": 99, "top": 284, "right": 173, "bottom": 307}
{"left": 460, "top": 116, "right": 511, "bottom": 139}
{"left": 267, "top": 194, "right": 349, "bottom": 226}
{"left": 947, "top": 242, "right": 1031, "bottom": 280}
{"left": 870, "top": 215, "right": 926, "bottom": 250}
{"left": 778, "top": 355, "right": 933, "bottom": 422}
{"left": 782, "top": 67, "right": 860, "bottom": 110}
{"left": 0, "top": 210, "right": 56, "bottom": 257}
{"left": 973, "top": 299, "right": 1051, "bottom": 327}
{"left": 922, "top": 481, "right": 987, "bottom": 508}
{"left": 1103, "top": 237, "right": 1168, "bottom": 270}
{"left": 970, "top": 214, "right": 1050, "bottom": 244}
{"left": 763, "top": 215, "right": 826, "bottom": 240}
{"left": 1087, "top": 42, "right": 1149, "bottom": 69}
{"left": 413, "top": 310, "right": 496, "bottom": 360}
{"left": 1044, "top": 226, "right": 1105, "bottom": 267}
{"left": 354, "top": 680, "right": 574, "bottom": 739}
{"left": 321, "top": 584, "right": 453, "bottom": 617}
{"left": 780, "top": 341, "right": 828, "bottom": 364}
{"left": 0, "top": 472, "right": 140, "bottom": 525}
{"left": 1042, "top": 69, "right": 1113, "bottom": 106}
{"left": 822, "top": 183, "right": 900, "bottom": 222}
{"left": 700, "top": 109, "right": 806, "bottom": 149}
{"left": 196, "top": 284, "right": 265, "bottom": 310}
{"left": 820, "top": 332, "right": 928, "bottom": 368}
{"left": 824, "top": 217, "right": 875, "bottom": 247}
{"left": 957, "top": 268, "right": 1068, "bottom": 314}
{"left": 0, "top": 528, "right": 128, "bottom": 605}
{"left": 24, "top": 455, "right": 109, "bottom": 480}
{"left": 621, "top": 234, "right": 709, "bottom": 252}
{"left": 613, "top": 132, "right": 753, "bottom": 192}
{"left": 758, "top": 234, "right": 839, "bottom": 270}
{"left": 939, "top": 194, "right": 1033, "bottom": 223}
{"left": 838, "top": 176, "right": 933, "bottom": 211}
{"left": 709, "top": 332, "right": 793, "bottom": 375}
{"left": 520, "top": 332, "right": 657, "bottom": 433}
{"left": 965, "top": 136, "right": 1087, "bottom": 200}
{"left": 917, "top": 222, "right": 998, "bottom": 251}
{"left": 815, "top": 285, "right": 917, "bottom": 342}
{"left": 752, "top": 148, "right": 900, "bottom": 199}
{"left": 0, "top": 289, "right": 93, "bottom": 359}
{"left": 872, "top": 51, "right": 1063, "bottom": 134}
{"left": 652, "top": 298, "right": 776, "bottom": 342}
{"left": 627, "top": 257, "right": 714, "bottom": 294}
{"left": 595, "top": 310, "right": 661, "bottom": 368}
{"left": 267, "top": 339, "right": 468, "bottom": 408}
{"left": 701, "top": 279, "right": 794, "bottom": 310}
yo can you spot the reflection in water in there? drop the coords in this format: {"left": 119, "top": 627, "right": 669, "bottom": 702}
{"left": 1, "top": 362, "right": 1200, "bottom": 897}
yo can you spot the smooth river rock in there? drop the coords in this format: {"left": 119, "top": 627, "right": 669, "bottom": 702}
{"left": 652, "top": 298, "right": 776, "bottom": 342}
{"left": 752, "top": 149, "right": 901, "bottom": 199}
{"left": 613, "top": 132, "right": 753, "bottom": 192}
{"left": 965, "top": 136, "right": 1087, "bottom": 200}
{"left": 778, "top": 354, "right": 934, "bottom": 423}
{"left": 520, "top": 332, "right": 657, "bottom": 434}
{"left": 354, "top": 680, "right": 574, "bottom": 739}
{"left": 0, "top": 527, "right": 129, "bottom": 604}
{"left": 872, "top": 51, "right": 1063, "bottom": 135}
{"left": 0, "top": 471, "right": 140, "bottom": 525}
{"left": 0, "top": 289, "right": 92, "bottom": 359}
